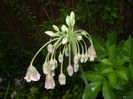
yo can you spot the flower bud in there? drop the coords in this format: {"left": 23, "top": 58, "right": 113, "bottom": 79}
{"left": 58, "top": 73, "right": 66, "bottom": 85}
{"left": 69, "top": 11, "right": 75, "bottom": 26}
{"left": 62, "top": 37, "right": 68, "bottom": 44}
{"left": 49, "top": 59, "right": 56, "bottom": 71}
{"left": 52, "top": 25, "right": 59, "bottom": 31}
{"left": 66, "top": 16, "right": 70, "bottom": 26}
{"left": 80, "top": 54, "right": 85, "bottom": 63}
{"left": 58, "top": 53, "right": 63, "bottom": 63}
{"left": 47, "top": 44, "right": 53, "bottom": 53}
{"left": 44, "top": 31, "right": 56, "bottom": 37}
{"left": 84, "top": 53, "right": 89, "bottom": 63}
{"left": 88, "top": 45, "right": 97, "bottom": 61}
{"left": 65, "top": 47, "right": 69, "bottom": 57}
{"left": 73, "top": 55, "right": 79, "bottom": 64}
{"left": 77, "top": 35, "right": 82, "bottom": 41}
{"left": 67, "top": 65, "right": 73, "bottom": 76}
{"left": 61, "top": 25, "right": 68, "bottom": 33}
{"left": 74, "top": 64, "right": 79, "bottom": 72}
{"left": 45, "top": 74, "right": 55, "bottom": 89}
{"left": 70, "top": 11, "right": 75, "bottom": 18}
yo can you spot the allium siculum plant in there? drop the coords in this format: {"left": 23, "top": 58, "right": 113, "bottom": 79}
{"left": 24, "top": 11, "right": 97, "bottom": 89}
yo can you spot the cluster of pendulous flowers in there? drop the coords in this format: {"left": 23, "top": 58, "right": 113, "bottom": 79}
{"left": 24, "top": 11, "right": 96, "bottom": 89}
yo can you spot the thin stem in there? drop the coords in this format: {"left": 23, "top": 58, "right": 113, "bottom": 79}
{"left": 82, "top": 39, "right": 87, "bottom": 53}
{"left": 80, "top": 65, "right": 94, "bottom": 99}
{"left": 79, "top": 41, "right": 84, "bottom": 54}
{"left": 76, "top": 40, "right": 80, "bottom": 54}
{"left": 30, "top": 38, "right": 58, "bottom": 65}
{"left": 60, "top": 46, "right": 65, "bottom": 73}
{"left": 69, "top": 42, "right": 71, "bottom": 65}
{"left": 51, "top": 38, "right": 62, "bottom": 59}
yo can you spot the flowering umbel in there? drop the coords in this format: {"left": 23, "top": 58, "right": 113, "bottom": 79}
{"left": 24, "top": 11, "right": 97, "bottom": 89}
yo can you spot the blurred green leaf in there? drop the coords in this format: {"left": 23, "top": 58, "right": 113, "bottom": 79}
{"left": 82, "top": 81, "right": 101, "bottom": 99}
{"left": 116, "top": 70, "right": 128, "bottom": 81}
{"left": 108, "top": 72, "right": 117, "bottom": 87}
{"left": 84, "top": 71, "right": 103, "bottom": 81}
{"left": 128, "top": 64, "right": 133, "bottom": 80}
{"left": 108, "top": 44, "right": 116, "bottom": 62}
{"left": 101, "top": 68, "right": 114, "bottom": 74}
{"left": 102, "top": 80, "right": 116, "bottom": 99}
{"left": 100, "top": 59, "right": 112, "bottom": 65}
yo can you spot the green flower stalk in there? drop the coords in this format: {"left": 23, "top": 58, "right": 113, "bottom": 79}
{"left": 24, "top": 11, "right": 97, "bottom": 89}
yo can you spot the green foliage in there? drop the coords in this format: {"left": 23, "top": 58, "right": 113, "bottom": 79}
{"left": 0, "top": 0, "right": 132, "bottom": 98}
{"left": 82, "top": 32, "right": 133, "bottom": 99}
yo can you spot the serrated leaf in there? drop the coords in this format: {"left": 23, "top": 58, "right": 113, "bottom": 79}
{"left": 102, "top": 81, "right": 116, "bottom": 99}
{"left": 108, "top": 72, "right": 117, "bottom": 87}
{"left": 116, "top": 70, "right": 128, "bottom": 81}
{"left": 101, "top": 68, "right": 114, "bottom": 74}
{"left": 82, "top": 81, "right": 101, "bottom": 99}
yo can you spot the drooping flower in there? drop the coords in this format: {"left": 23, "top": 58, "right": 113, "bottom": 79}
{"left": 67, "top": 65, "right": 73, "bottom": 76}
{"left": 58, "top": 73, "right": 66, "bottom": 85}
{"left": 58, "top": 53, "right": 63, "bottom": 63}
{"left": 74, "top": 55, "right": 79, "bottom": 64}
{"left": 88, "top": 45, "right": 97, "bottom": 61}
{"left": 80, "top": 54, "right": 85, "bottom": 63}
{"left": 47, "top": 44, "right": 53, "bottom": 53}
{"left": 84, "top": 53, "right": 89, "bottom": 63}
{"left": 43, "top": 62, "right": 50, "bottom": 74}
{"left": 54, "top": 59, "right": 58, "bottom": 68}
{"left": 24, "top": 65, "right": 41, "bottom": 82}
{"left": 65, "top": 47, "right": 69, "bottom": 57}
{"left": 74, "top": 64, "right": 79, "bottom": 72}
{"left": 45, "top": 74, "right": 55, "bottom": 89}
{"left": 49, "top": 59, "right": 56, "bottom": 71}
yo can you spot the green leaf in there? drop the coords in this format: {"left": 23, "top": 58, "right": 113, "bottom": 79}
{"left": 82, "top": 86, "right": 92, "bottom": 99}
{"left": 120, "top": 36, "right": 133, "bottom": 62}
{"left": 108, "top": 72, "right": 117, "bottom": 87}
{"left": 100, "top": 59, "right": 112, "bottom": 65}
{"left": 92, "top": 34, "right": 107, "bottom": 59}
{"left": 106, "top": 32, "right": 117, "bottom": 46}
{"left": 82, "top": 81, "right": 101, "bottom": 99}
{"left": 116, "top": 70, "right": 128, "bottom": 81}
{"left": 84, "top": 71, "right": 102, "bottom": 81}
{"left": 108, "top": 44, "right": 116, "bottom": 61}
{"left": 101, "top": 68, "right": 114, "bottom": 74}
{"left": 130, "top": 37, "right": 133, "bottom": 63}
{"left": 128, "top": 63, "right": 133, "bottom": 80}
{"left": 102, "top": 81, "right": 116, "bottom": 99}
